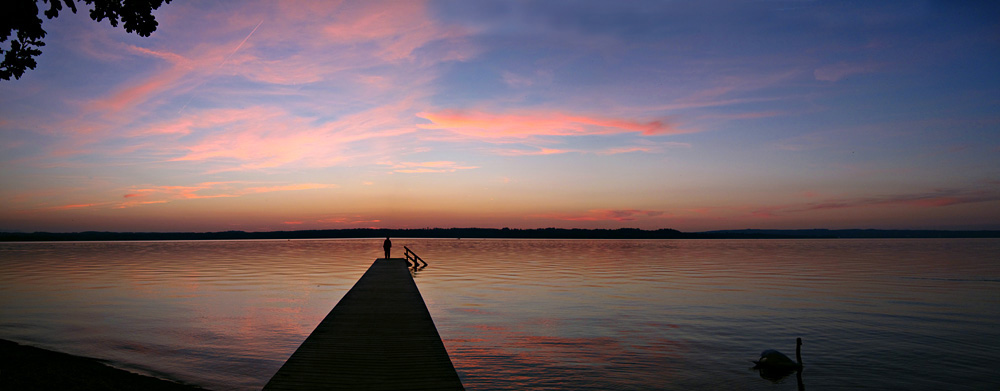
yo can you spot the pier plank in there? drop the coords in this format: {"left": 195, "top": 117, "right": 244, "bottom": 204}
{"left": 264, "top": 258, "right": 463, "bottom": 390}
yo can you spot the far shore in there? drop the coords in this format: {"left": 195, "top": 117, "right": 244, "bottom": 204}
{"left": 2, "top": 227, "right": 999, "bottom": 242}
{"left": 0, "top": 339, "right": 208, "bottom": 391}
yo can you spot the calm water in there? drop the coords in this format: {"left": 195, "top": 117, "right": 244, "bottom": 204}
{"left": 1, "top": 239, "right": 998, "bottom": 390}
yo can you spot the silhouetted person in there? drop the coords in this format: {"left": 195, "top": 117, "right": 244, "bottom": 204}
{"left": 383, "top": 237, "right": 392, "bottom": 259}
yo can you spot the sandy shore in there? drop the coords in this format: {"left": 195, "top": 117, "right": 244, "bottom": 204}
{"left": 0, "top": 339, "right": 208, "bottom": 390}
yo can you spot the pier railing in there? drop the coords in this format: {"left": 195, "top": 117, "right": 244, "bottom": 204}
{"left": 404, "top": 246, "right": 428, "bottom": 268}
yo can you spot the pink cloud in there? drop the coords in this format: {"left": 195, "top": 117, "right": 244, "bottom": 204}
{"left": 495, "top": 143, "right": 686, "bottom": 156}
{"left": 35, "top": 1, "right": 473, "bottom": 172}
{"left": 81, "top": 0, "right": 471, "bottom": 116}
{"left": 495, "top": 148, "right": 574, "bottom": 156}
{"left": 113, "top": 200, "right": 168, "bottom": 209}
{"left": 602, "top": 209, "right": 666, "bottom": 220}
{"left": 316, "top": 217, "right": 382, "bottom": 225}
{"left": 384, "top": 161, "right": 480, "bottom": 173}
{"left": 234, "top": 1, "right": 473, "bottom": 84}
{"left": 244, "top": 184, "right": 338, "bottom": 193}
{"left": 155, "top": 100, "right": 419, "bottom": 172}
{"left": 91, "top": 76, "right": 179, "bottom": 113}
{"left": 115, "top": 181, "right": 337, "bottom": 208}
{"left": 48, "top": 203, "right": 106, "bottom": 211}
{"left": 126, "top": 44, "right": 188, "bottom": 64}
{"left": 534, "top": 209, "right": 667, "bottom": 222}
{"left": 136, "top": 107, "right": 269, "bottom": 137}
{"left": 127, "top": 182, "right": 242, "bottom": 200}
{"left": 748, "top": 206, "right": 782, "bottom": 219}
{"left": 494, "top": 139, "right": 689, "bottom": 156}
{"left": 322, "top": 1, "right": 467, "bottom": 62}
{"left": 162, "top": 107, "right": 330, "bottom": 169}
{"left": 85, "top": 43, "right": 225, "bottom": 115}
{"left": 416, "top": 110, "right": 678, "bottom": 140}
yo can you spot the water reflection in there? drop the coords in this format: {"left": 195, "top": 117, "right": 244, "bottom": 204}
{"left": 1, "top": 239, "right": 999, "bottom": 390}
{"left": 752, "top": 367, "right": 805, "bottom": 391}
{"left": 416, "top": 239, "right": 1000, "bottom": 390}
{"left": 0, "top": 240, "right": 378, "bottom": 389}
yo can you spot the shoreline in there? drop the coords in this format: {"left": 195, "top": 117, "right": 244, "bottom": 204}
{"left": 0, "top": 339, "right": 208, "bottom": 390}
{"left": 3, "top": 227, "right": 999, "bottom": 241}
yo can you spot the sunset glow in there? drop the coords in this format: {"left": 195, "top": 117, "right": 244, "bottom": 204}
{"left": 1, "top": 1, "right": 998, "bottom": 232}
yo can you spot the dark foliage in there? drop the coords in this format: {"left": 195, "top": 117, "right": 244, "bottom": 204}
{"left": 1, "top": 0, "right": 171, "bottom": 80}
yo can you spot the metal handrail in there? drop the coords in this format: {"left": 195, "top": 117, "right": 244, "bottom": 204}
{"left": 404, "top": 246, "right": 427, "bottom": 268}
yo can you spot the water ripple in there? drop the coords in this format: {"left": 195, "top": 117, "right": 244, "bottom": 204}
{"left": 2, "top": 238, "right": 999, "bottom": 390}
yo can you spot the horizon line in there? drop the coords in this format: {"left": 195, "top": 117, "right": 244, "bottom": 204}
{"left": 3, "top": 227, "right": 999, "bottom": 241}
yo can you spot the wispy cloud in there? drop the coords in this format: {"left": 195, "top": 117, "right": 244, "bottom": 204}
{"left": 42, "top": 1, "right": 474, "bottom": 164}
{"left": 106, "top": 181, "right": 337, "bottom": 210}
{"left": 245, "top": 183, "right": 339, "bottom": 193}
{"left": 321, "top": 1, "right": 470, "bottom": 62}
{"left": 494, "top": 142, "right": 689, "bottom": 156}
{"left": 494, "top": 147, "right": 575, "bottom": 156}
{"left": 534, "top": 209, "right": 667, "bottom": 222}
{"left": 383, "top": 161, "right": 480, "bottom": 173}
{"left": 142, "top": 98, "right": 421, "bottom": 172}
{"left": 3, "top": 1, "right": 996, "bottom": 233}
{"left": 417, "top": 109, "right": 680, "bottom": 140}
{"left": 46, "top": 203, "right": 112, "bottom": 211}
{"left": 316, "top": 216, "right": 382, "bottom": 225}
{"left": 84, "top": 41, "right": 236, "bottom": 116}
{"left": 814, "top": 61, "right": 879, "bottom": 82}
{"left": 501, "top": 69, "right": 553, "bottom": 88}
{"left": 597, "top": 143, "right": 690, "bottom": 154}
{"left": 749, "top": 188, "right": 1000, "bottom": 218}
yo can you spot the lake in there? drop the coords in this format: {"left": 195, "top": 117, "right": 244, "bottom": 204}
{"left": 1, "top": 238, "right": 998, "bottom": 390}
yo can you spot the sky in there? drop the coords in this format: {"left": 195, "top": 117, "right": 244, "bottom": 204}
{"left": 1, "top": 0, "right": 999, "bottom": 233}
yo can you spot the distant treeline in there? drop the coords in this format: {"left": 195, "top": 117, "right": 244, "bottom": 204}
{"left": 1, "top": 228, "right": 999, "bottom": 241}
{"left": 706, "top": 229, "right": 1000, "bottom": 239}
{"left": 1, "top": 228, "right": 692, "bottom": 241}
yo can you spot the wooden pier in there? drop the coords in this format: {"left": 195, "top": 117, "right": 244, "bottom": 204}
{"left": 263, "top": 258, "right": 464, "bottom": 390}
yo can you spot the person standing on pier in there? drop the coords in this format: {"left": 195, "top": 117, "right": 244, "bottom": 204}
{"left": 383, "top": 237, "right": 392, "bottom": 259}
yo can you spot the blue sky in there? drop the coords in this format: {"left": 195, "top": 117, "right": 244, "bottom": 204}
{"left": 1, "top": 0, "right": 998, "bottom": 232}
